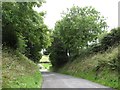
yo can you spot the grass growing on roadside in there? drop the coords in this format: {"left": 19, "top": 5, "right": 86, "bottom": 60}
{"left": 0, "top": 50, "right": 1, "bottom": 89}
{"left": 58, "top": 46, "right": 119, "bottom": 89}
{"left": 2, "top": 48, "right": 42, "bottom": 88}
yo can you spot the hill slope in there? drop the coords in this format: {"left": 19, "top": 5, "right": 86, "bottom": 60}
{"left": 58, "top": 45, "right": 119, "bottom": 89}
{"left": 2, "top": 48, "right": 42, "bottom": 88}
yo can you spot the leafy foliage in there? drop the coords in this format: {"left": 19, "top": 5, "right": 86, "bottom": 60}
{"left": 49, "top": 37, "right": 69, "bottom": 68}
{"left": 100, "top": 27, "right": 120, "bottom": 50}
{"left": 53, "top": 6, "right": 107, "bottom": 60}
{"left": 49, "top": 6, "right": 120, "bottom": 69}
{"left": 2, "top": 23, "right": 18, "bottom": 49}
{"left": 89, "top": 27, "right": 120, "bottom": 53}
{"left": 2, "top": 2, "right": 51, "bottom": 62}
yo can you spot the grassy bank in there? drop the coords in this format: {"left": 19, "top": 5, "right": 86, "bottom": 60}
{"left": 0, "top": 49, "right": 2, "bottom": 89}
{"left": 58, "top": 45, "right": 119, "bottom": 89}
{"left": 2, "top": 48, "right": 42, "bottom": 88}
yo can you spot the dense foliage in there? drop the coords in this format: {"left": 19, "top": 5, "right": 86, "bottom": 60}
{"left": 2, "top": 2, "right": 51, "bottom": 62}
{"left": 89, "top": 27, "right": 120, "bottom": 53}
{"left": 49, "top": 6, "right": 108, "bottom": 67}
{"left": 54, "top": 6, "right": 107, "bottom": 59}
{"left": 49, "top": 37, "right": 69, "bottom": 68}
{"left": 100, "top": 27, "right": 120, "bottom": 50}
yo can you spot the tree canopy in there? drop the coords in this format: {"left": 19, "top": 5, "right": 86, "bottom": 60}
{"left": 49, "top": 6, "right": 108, "bottom": 66}
{"left": 54, "top": 6, "right": 107, "bottom": 59}
{"left": 2, "top": 2, "right": 51, "bottom": 62}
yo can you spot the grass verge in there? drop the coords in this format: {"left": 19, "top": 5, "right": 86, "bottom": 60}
{"left": 2, "top": 48, "right": 42, "bottom": 88}
{"left": 58, "top": 46, "right": 119, "bottom": 89}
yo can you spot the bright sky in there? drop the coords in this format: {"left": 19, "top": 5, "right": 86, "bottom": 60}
{"left": 34, "top": 0, "right": 119, "bottom": 30}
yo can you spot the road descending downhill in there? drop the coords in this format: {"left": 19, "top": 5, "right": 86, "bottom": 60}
{"left": 41, "top": 71, "right": 114, "bottom": 89}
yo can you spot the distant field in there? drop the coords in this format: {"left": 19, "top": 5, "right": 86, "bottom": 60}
{"left": 40, "top": 55, "right": 50, "bottom": 63}
{"left": 39, "top": 55, "right": 52, "bottom": 71}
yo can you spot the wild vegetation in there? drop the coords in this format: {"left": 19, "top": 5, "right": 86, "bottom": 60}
{"left": 49, "top": 6, "right": 108, "bottom": 67}
{"left": 2, "top": 1, "right": 51, "bottom": 63}
{"left": 2, "top": 1, "right": 51, "bottom": 88}
{"left": 2, "top": 48, "right": 42, "bottom": 88}
{"left": 2, "top": 1, "right": 119, "bottom": 89}
{"left": 48, "top": 6, "right": 120, "bottom": 89}
{"left": 58, "top": 45, "right": 119, "bottom": 89}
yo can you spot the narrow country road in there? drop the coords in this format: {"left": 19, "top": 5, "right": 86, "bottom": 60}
{"left": 41, "top": 71, "right": 114, "bottom": 89}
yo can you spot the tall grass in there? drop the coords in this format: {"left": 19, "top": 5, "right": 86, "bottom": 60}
{"left": 0, "top": 49, "right": 2, "bottom": 89}
{"left": 58, "top": 45, "right": 119, "bottom": 89}
{"left": 2, "top": 48, "right": 42, "bottom": 88}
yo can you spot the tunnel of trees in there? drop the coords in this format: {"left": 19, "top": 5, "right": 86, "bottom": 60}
{"left": 2, "top": 2, "right": 51, "bottom": 63}
{"left": 2, "top": 1, "right": 120, "bottom": 69}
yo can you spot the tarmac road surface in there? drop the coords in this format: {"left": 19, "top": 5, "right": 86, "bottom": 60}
{"left": 41, "top": 71, "right": 114, "bottom": 89}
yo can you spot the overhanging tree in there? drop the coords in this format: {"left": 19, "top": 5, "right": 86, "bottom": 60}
{"left": 54, "top": 6, "right": 107, "bottom": 59}
{"left": 2, "top": 1, "right": 51, "bottom": 62}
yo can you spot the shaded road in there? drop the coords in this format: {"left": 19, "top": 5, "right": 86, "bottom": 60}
{"left": 41, "top": 71, "right": 113, "bottom": 89}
